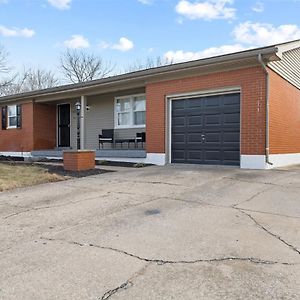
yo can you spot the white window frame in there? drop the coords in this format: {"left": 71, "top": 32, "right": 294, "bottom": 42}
{"left": 114, "top": 94, "right": 146, "bottom": 129}
{"left": 7, "top": 105, "right": 17, "bottom": 129}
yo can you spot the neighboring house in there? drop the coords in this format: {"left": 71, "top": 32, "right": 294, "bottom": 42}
{"left": 0, "top": 40, "right": 300, "bottom": 169}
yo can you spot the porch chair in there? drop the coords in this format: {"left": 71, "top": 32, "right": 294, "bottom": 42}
{"left": 136, "top": 132, "right": 146, "bottom": 148}
{"left": 99, "top": 129, "right": 114, "bottom": 149}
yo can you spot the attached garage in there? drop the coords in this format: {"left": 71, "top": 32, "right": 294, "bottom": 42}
{"left": 170, "top": 92, "right": 240, "bottom": 166}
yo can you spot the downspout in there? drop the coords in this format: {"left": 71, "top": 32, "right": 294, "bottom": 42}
{"left": 258, "top": 53, "right": 273, "bottom": 166}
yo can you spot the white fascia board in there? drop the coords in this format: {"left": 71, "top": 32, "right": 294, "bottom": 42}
{"left": 276, "top": 40, "right": 300, "bottom": 59}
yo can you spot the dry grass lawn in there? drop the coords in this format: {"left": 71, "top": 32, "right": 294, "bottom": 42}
{"left": 0, "top": 163, "right": 65, "bottom": 192}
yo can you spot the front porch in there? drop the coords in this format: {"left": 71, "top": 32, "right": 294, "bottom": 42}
{"left": 33, "top": 87, "right": 148, "bottom": 163}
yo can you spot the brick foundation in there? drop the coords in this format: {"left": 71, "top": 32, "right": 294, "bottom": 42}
{"left": 63, "top": 150, "right": 95, "bottom": 171}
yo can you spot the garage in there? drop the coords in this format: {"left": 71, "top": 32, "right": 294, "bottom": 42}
{"left": 171, "top": 93, "right": 240, "bottom": 166}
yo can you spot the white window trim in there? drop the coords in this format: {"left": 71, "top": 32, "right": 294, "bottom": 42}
{"left": 7, "top": 105, "right": 17, "bottom": 129}
{"left": 114, "top": 94, "right": 146, "bottom": 129}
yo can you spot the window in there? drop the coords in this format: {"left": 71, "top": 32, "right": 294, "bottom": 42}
{"left": 7, "top": 105, "right": 17, "bottom": 128}
{"left": 115, "top": 95, "right": 146, "bottom": 128}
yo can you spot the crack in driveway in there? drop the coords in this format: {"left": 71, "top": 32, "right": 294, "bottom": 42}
{"left": 224, "top": 176, "right": 300, "bottom": 189}
{"left": 2, "top": 194, "right": 111, "bottom": 220}
{"left": 163, "top": 195, "right": 300, "bottom": 257}
{"left": 232, "top": 187, "right": 272, "bottom": 207}
{"left": 100, "top": 263, "right": 150, "bottom": 300}
{"left": 40, "top": 237, "right": 298, "bottom": 266}
{"left": 101, "top": 280, "right": 133, "bottom": 300}
{"left": 238, "top": 209, "right": 300, "bottom": 255}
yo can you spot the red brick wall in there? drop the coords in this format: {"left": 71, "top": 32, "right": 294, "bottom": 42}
{"left": 33, "top": 103, "right": 56, "bottom": 150}
{"left": 0, "top": 102, "right": 34, "bottom": 152}
{"left": 269, "top": 68, "right": 300, "bottom": 154}
{"left": 146, "top": 66, "right": 266, "bottom": 155}
{"left": 0, "top": 102, "right": 56, "bottom": 152}
{"left": 63, "top": 151, "right": 95, "bottom": 171}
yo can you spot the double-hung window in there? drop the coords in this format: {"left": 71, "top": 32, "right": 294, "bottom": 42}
{"left": 7, "top": 105, "right": 17, "bottom": 129}
{"left": 115, "top": 95, "right": 146, "bottom": 128}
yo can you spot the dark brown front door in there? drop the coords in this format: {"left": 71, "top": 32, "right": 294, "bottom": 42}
{"left": 58, "top": 104, "right": 70, "bottom": 147}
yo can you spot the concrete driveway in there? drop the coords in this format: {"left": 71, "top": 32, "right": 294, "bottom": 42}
{"left": 0, "top": 164, "right": 300, "bottom": 299}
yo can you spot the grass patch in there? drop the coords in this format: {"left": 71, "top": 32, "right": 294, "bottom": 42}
{"left": 0, "top": 162, "right": 65, "bottom": 192}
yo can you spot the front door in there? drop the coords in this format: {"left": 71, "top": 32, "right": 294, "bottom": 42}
{"left": 58, "top": 104, "right": 70, "bottom": 147}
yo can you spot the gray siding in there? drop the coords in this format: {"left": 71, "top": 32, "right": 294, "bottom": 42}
{"left": 85, "top": 95, "right": 114, "bottom": 149}
{"left": 268, "top": 47, "right": 300, "bottom": 90}
{"left": 84, "top": 88, "right": 145, "bottom": 150}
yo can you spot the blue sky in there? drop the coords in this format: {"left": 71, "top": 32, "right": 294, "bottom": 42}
{"left": 0, "top": 0, "right": 300, "bottom": 77}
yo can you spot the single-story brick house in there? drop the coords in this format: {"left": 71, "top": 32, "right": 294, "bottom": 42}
{"left": 0, "top": 40, "right": 300, "bottom": 169}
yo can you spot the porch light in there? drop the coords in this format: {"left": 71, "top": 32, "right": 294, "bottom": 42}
{"left": 75, "top": 102, "right": 81, "bottom": 111}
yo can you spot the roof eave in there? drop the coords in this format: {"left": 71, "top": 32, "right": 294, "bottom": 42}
{"left": 0, "top": 45, "right": 278, "bottom": 103}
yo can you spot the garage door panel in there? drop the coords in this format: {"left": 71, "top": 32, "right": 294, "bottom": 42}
{"left": 187, "top": 150, "right": 203, "bottom": 160}
{"left": 204, "top": 150, "right": 222, "bottom": 161}
{"left": 188, "top": 115, "right": 203, "bottom": 126}
{"left": 187, "top": 98, "right": 203, "bottom": 108}
{"left": 171, "top": 93, "right": 240, "bottom": 166}
{"left": 172, "top": 116, "right": 186, "bottom": 126}
{"left": 223, "top": 94, "right": 240, "bottom": 105}
{"left": 223, "top": 112, "right": 240, "bottom": 125}
{"left": 172, "top": 133, "right": 186, "bottom": 143}
{"left": 223, "top": 150, "right": 240, "bottom": 161}
{"left": 186, "top": 127, "right": 204, "bottom": 134}
{"left": 223, "top": 131, "right": 240, "bottom": 143}
{"left": 188, "top": 133, "right": 204, "bottom": 143}
{"left": 204, "top": 97, "right": 221, "bottom": 107}
{"left": 172, "top": 128, "right": 187, "bottom": 135}
{"left": 205, "top": 114, "right": 221, "bottom": 125}
{"left": 187, "top": 143, "right": 206, "bottom": 150}
{"left": 204, "top": 132, "right": 221, "bottom": 143}
{"left": 172, "top": 100, "right": 186, "bottom": 109}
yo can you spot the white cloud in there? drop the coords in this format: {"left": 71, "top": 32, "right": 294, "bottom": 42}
{"left": 163, "top": 20, "right": 300, "bottom": 64}
{"left": 0, "top": 25, "right": 35, "bottom": 38}
{"left": 99, "top": 41, "right": 109, "bottom": 49}
{"left": 138, "top": 0, "right": 153, "bottom": 4}
{"left": 175, "top": 0, "right": 236, "bottom": 20}
{"left": 233, "top": 22, "right": 300, "bottom": 45}
{"left": 48, "top": 0, "right": 71, "bottom": 10}
{"left": 251, "top": 1, "right": 264, "bottom": 13}
{"left": 164, "top": 44, "right": 247, "bottom": 63}
{"left": 112, "top": 37, "right": 134, "bottom": 52}
{"left": 64, "top": 35, "right": 90, "bottom": 49}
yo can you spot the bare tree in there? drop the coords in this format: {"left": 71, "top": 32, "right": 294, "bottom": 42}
{"left": 0, "top": 67, "right": 60, "bottom": 96}
{"left": 0, "top": 44, "right": 15, "bottom": 94}
{"left": 125, "top": 56, "right": 173, "bottom": 73}
{"left": 21, "top": 67, "right": 59, "bottom": 91}
{"left": 0, "top": 44, "right": 10, "bottom": 74}
{"left": 60, "top": 50, "right": 114, "bottom": 83}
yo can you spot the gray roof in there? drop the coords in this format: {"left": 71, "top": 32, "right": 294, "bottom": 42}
{"left": 1, "top": 40, "right": 298, "bottom": 103}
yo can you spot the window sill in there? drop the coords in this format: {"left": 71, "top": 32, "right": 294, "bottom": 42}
{"left": 6, "top": 126, "right": 18, "bottom": 129}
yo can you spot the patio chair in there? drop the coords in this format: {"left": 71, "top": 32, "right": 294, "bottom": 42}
{"left": 99, "top": 129, "right": 114, "bottom": 149}
{"left": 136, "top": 132, "right": 146, "bottom": 148}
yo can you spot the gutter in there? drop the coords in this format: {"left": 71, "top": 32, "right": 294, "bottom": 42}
{"left": 258, "top": 53, "right": 273, "bottom": 166}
